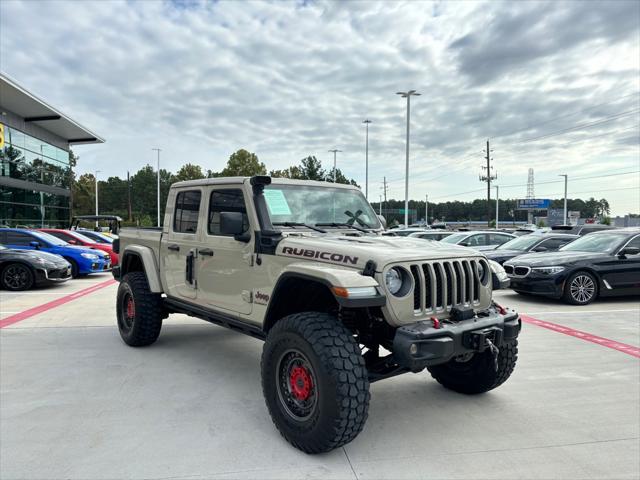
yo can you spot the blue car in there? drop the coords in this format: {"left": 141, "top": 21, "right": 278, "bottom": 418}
{"left": 0, "top": 228, "right": 111, "bottom": 277}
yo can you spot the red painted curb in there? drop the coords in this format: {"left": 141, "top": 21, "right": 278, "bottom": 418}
{"left": 521, "top": 314, "right": 640, "bottom": 359}
{"left": 0, "top": 279, "right": 117, "bottom": 329}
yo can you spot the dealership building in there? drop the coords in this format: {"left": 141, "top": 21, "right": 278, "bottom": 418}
{"left": 0, "top": 73, "right": 104, "bottom": 228}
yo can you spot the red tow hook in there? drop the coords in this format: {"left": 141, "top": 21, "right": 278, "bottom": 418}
{"left": 430, "top": 316, "right": 441, "bottom": 329}
{"left": 493, "top": 302, "right": 508, "bottom": 315}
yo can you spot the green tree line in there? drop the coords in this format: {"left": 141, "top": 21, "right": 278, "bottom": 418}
{"left": 72, "top": 150, "right": 358, "bottom": 226}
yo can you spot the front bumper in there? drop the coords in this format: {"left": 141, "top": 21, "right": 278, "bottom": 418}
{"left": 509, "top": 274, "right": 566, "bottom": 298}
{"left": 35, "top": 265, "right": 72, "bottom": 284}
{"left": 393, "top": 308, "right": 521, "bottom": 371}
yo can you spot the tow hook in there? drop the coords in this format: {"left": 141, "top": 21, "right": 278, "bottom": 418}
{"left": 464, "top": 326, "right": 503, "bottom": 371}
{"left": 485, "top": 338, "right": 500, "bottom": 372}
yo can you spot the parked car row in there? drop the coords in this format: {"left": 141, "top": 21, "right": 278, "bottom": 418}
{"left": 0, "top": 227, "right": 116, "bottom": 291}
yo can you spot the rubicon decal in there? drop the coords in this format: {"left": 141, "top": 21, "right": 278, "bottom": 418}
{"left": 281, "top": 247, "right": 359, "bottom": 265}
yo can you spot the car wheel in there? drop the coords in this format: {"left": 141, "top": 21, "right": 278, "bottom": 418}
{"left": 65, "top": 258, "right": 79, "bottom": 278}
{"left": 1, "top": 263, "right": 35, "bottom": 291}
{"left": 261, "top": 312, "right": 370, "bottom": 453}
{"left": 116, "top": 272, "right": 165, "bottom": 346}
{"left": 563, "top": 271, "right": 598, "bottom": 305}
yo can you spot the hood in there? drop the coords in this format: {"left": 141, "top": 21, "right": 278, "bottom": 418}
{"left": 1, "top": 249, "right": 68, "bottom": 264}
{"left": 55, "top": 245, "right": 108, "bottom": 258}
{"left": 504, "top": 250, "right": 607, "bottom": 267}
{"left": 276, "top": 234, "right": 481, "bottom": 270}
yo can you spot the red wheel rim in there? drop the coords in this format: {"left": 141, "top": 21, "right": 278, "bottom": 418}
{"left": 289, "top": 365, "right": 312, "bottom": 401}
{"left": 126, "top": 297, "right": 135, "bottom": 319}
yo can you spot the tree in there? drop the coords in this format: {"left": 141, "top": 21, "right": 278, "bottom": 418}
{"left": 175, "top": 163, "right": 205, "bottom": 182}
{"left": 220, "top": 149, "right": 266, "bottom": 177}
{"left": 269, "top": 166, "right": 303, "bottom": 179}
{"left": 298, "top": 156, "right": 325, "bottom": 181}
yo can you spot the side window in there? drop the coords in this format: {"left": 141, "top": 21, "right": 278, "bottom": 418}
{"left": 208, "top": 189, "right": 249, "bottom": 236}
{"left": 173, "top": 190, "right": 202, "bottom": 234}
{"left": 5, "top": 232, "right": 35, "bottom": 246}
{"left": 468, "top": 234, "right": 487, "bottom": 246}
{"left": 624, "top": 236, "right": 640, "bottom": 255}
{"left": 489, "top": 234, "right": 510, "bottom": 245}
{"left": 539, "top": 238, "right": 568, "bottom": 250}
{"left": 46, "top": 231, "right": 69, "bottom": 242}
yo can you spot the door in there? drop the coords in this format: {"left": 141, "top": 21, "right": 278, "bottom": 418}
{"left": 602, "top": 235, "right": 640, "bottom": 294}
{"left": 195, "top": 187, "right": 254, "bottom": 315}
{"left": 2, "top": 231, "right": 42, "bottom": 251}
{"left": 161, "top": 189, "right": 202, "bottom": 300}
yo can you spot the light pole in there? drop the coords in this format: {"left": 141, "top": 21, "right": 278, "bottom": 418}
{"left": 495, "top": 185, "right": 499, "bottom": 229}
{"left": 363, "top": 120, "right": 372, "bottom": 199}
{"left": 328, "top": 149, "right": 341, "bottom": 182}
{"left": 152, "top": 148, "right": 161, "bottom": 226}
{"left": 95, "top": 170, "right": 101, "bottom": 229}
{"left": 425, "top": 194, "right": 428, "bottom": 226}
{"left": 396, "top": 90, "right": 420, "bottom": 227}
{"left": 559, "top": 174, "right": 568, "bottom": 225}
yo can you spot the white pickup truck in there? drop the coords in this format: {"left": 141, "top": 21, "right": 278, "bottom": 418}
{"left": 112, "top": 176, "right": 521, "bottom": 453}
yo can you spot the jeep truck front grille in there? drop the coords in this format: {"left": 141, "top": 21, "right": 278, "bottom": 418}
{"left": 410, "top": 259, "right": 482, "bottom": 313}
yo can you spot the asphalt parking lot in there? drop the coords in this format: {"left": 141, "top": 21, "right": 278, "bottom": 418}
{"left": 1, "top": 276, "right": 638, "bottom": 480}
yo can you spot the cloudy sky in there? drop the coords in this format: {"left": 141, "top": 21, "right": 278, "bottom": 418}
{"left": 1, "top": 0, "right": 639, "bottom": 215}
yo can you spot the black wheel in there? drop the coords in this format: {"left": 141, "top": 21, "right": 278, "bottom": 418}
{"left": 261, "top": 312, "right": 370, "bottom": 453}
{"left": 428, "top": 340, "right": 518, "bottom": 394}
{"left": 563, "top": 271, "right": 598, "bottom": 305}
{"left": 116, "top": 272, "right": 164, "bottom": 346}
{"left": 1, "top": 263, "right": 35, "bottom": 291}
{"left": 66, "top": 258, "right": 79, "bottom": 278}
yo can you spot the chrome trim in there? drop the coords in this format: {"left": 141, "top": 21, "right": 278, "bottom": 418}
{"left": 603, "top": 279, "right": 613, "bottom": 290}
{"left": 506, "top": 266, "right": 531, "bottom": 278}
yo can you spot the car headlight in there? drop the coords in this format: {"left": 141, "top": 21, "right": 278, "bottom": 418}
{"left": 385, "top": 268, "right": 403, "bottom": 295}
{"left": 532, "top": 266, "right": 565, "bottom": 275}
{"left": 488, "top": 259, "right": 508, "bottom": 281}
{"left": 81, "top": 253, "right": 99, "bottom": 260}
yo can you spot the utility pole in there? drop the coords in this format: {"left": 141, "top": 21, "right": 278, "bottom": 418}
{"left": 381, "top": 176, "right": 388, "bottom": 217}
{"left": 152, "top": 148, "right": 161, "bottom": 226}
{"left": 94, "top": 170, "right": 101, "bottom": 229}
{"left": 495, "top": 185, "right": 499, "bottom": 229}
{"left": 559, "top": 174, "right": 568, "bottom": 225}
{"left": 363, "top": 120, "right": 372, "bottom": 199}
{"left": 379, "top": 194, "right": 382, "bottom": 216}
{"left": 396, "top": 90, "right": 420, "bottom": 227}
{"left": 328, "top": 149, "right": 341, "bottom": 182}
{"left": 127, "top": 170, "right": 132, "bottom": 222}
{"left": 425, "top": 194, "right": 428, "bottom": 226}
{"left": 479, "top": 140, "right": 497, "bottom": 227}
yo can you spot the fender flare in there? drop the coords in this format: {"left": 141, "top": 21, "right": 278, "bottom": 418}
{"left": 120, "top": 245, "right": 163, "bottom": 293}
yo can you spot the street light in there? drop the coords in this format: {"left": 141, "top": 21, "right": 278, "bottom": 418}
{"left": 152, "top": 148, "right": 161, "bottom": 226}
{"left": 95, "top": 170, "right": 101, "bottom": 229}
{"left": 363, "top": 119, "right": 372, "bottom": 199}
{"left": 327, "top": 149, "right": 342, "bottom": 182}
{"left": 396, "top": 90, "right": 421, "bottom": 227}
{"left": 559, "top": 174, "right": 568, "bottom": 225}
{"left": 495, "top": 185, "right": 499, "bottom": 229}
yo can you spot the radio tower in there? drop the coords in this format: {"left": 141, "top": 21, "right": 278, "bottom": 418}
{"left": 526, "top": 168, "right": 535, "bottom": 224}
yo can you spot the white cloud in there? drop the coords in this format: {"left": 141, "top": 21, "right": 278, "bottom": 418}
{"left": 1, "top": 0, "right": 638, "bottom": 215}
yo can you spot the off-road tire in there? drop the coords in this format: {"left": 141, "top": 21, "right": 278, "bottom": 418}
{"left": 1, "top": 263, "right": 35, "bottom": 291}
{"left": 116, "top": 272, "right": 164, "bottom": 346}
{"left": 261, "top": 312, "right": 370, "bottom": 453}
{"left": 428, "top": 340, "right": 518, "bottom": 394}
{"left": 562, "top": 270, "right": 598, "bottom": 305}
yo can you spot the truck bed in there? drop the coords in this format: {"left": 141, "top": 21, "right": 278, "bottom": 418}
{"left": 119, "top": 227, "right": 163, "bottom": 254}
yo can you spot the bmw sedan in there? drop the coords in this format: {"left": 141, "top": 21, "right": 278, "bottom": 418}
{"left": 504, "top": 228, "right": 640, "bottom": 305}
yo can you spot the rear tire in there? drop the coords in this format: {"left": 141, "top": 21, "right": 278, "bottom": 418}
{"left": 563, "top": 271, "right": 598, "bottom": 305}
{"left": 1, "top": 263, "right": 35, "bottom": 291}
{"left": 428, "top": 340, "right": 518, "bottom": 394}
{"left": 261, "top": 312, "right": 370, "bottom": 453}
{"left": 116, "top": 272, "right": 164, "bottom": 346}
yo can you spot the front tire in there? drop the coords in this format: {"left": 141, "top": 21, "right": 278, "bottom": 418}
{"left": 116, "top": 272, "right": 164, "bottom": 346}
{"left": 428, "top": 340, "right": 518, "bottom": 394}
{"left": 1, "top": 263, "right": 35, "bottom": 291}
{"left": 563, "top": 271, "right": 598, "bottom": 305}
{"left": 261, "top": 312, "right": 370, "bottom": 453}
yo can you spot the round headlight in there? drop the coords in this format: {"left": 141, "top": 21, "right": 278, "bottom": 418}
{"left": 385, "top": 268, "right": 403, "bottom": 295}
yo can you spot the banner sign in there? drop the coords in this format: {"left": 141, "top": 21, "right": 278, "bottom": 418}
{"left": 516, "top": 199, "right": 551, "bottom": 210}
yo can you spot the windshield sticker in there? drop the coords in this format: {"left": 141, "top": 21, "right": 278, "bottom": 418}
{"left": 264, "top": 189, "right": 292, "bottom": 215}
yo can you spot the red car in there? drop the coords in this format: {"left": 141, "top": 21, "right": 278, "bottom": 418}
{"left": 38, "top": 229, "right": 119, "bottom": 265}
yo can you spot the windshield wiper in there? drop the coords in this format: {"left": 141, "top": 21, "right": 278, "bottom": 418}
{"left": 315, "top": 222, "right": 371, "bottom": 233}
{"left": 273, "top": 222, "right": 327, "bottom": 233}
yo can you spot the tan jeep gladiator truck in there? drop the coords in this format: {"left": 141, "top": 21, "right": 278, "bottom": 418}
{"left": 112, "top": 176, "right": 521, "bottom": 453}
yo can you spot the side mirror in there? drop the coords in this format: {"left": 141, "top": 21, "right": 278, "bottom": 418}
{"left": 459, "top": 241, "right": 470, "bottom": 247}
{"left": 29, "top": 241, "right": 40, "bottom": 249}
{"left": 68, "top": 239, "right": 77, "bottom": 245}
{"left": 377, "top": 215, "right": 387, "bottom": 229}
{"left": 619, "top": 246, "right": 640, "bottom": 257}
{"left": 533, "top": 246, "right": 548, "bottom": 252}
{"left": 220, "top": 212, "right": 250, "bottom": 242}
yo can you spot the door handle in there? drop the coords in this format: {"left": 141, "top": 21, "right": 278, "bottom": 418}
{"left": 199, "top": 248, "right": 214, "bottom": 257}
{"left": 168, "top": 244, "right": 180, "bottom": 252}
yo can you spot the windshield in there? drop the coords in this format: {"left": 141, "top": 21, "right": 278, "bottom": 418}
{"left": 559, "top": 232, "right": 625, "bottom": 253}
{"left": 264, "top": 184, "right": 380, "bottom": 229}
{"left": 441, "top": 233, "right": 469, "bottom": 244}
{"left": 31, "top": 231, "right": 69, "bottom": 246}
{"left": 496, "top": 235, "right": 542, "bottom": 251}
